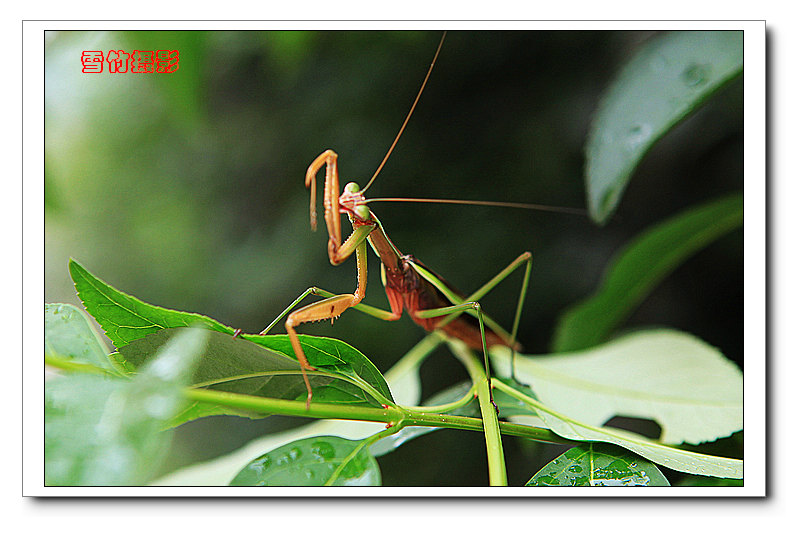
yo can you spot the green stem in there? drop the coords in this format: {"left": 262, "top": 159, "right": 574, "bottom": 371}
{"left": 47, "top": 349, "right": 570, "bottom": 447}
{"left": 446, "top": 340, "right": 507, "bottom": 486}
{"left": 184, "top": 387, "right": 401, "bottom": 423}
{"left": 45, "top": 353, "right": 122, "bottom": 376}
{"left": 183, "top": 386, "right": 569, "bottom": 444}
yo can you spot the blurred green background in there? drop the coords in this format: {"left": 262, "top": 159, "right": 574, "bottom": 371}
{"left": 45, "top": 30, "right": 743, "bottom": 485}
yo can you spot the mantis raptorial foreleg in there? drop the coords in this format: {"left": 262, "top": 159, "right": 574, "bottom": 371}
{"left": 282, "top": 225, "right": 373, "bottom": 408}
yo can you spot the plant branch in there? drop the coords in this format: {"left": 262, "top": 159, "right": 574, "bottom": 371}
{"left": 183, "top": 386, "right": 570, "bottom": 444}
{"left": 45, "top": 353, "right": 122, "bottom": 377}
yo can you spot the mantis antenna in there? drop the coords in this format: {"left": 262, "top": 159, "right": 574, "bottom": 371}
{"left": 364, "top": 197, "right": 588, "bottom": 216}
{"left": 359, "top": 30, "right": 447, "bottom": 195}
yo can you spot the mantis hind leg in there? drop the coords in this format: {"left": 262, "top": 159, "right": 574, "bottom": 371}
{"left": 413, "top": 250, "right": 533, "bottom": 382}
{"left": 414, "top": 300, "right": 496, "bottom": 405}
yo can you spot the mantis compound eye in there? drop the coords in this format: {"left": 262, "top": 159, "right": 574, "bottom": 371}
{"left": 345, "top": 182, "right": 361, "bottom": 193}
{"left": 355, "top": 204, "right": 370, "bottom": 220}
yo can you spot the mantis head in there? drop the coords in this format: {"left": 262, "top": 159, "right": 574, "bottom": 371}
{"left": 340, "top": 182, "right": 371, "bottom": 221}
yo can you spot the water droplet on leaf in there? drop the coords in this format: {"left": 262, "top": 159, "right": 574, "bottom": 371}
{"left": 625, "top": 123, "right": 652, "bottom": 151}
{"left": 681, "top": 63, "right": 709, "bottom": 87}
{"left": 311, "top": 441, "right": 335, "bottom": 461}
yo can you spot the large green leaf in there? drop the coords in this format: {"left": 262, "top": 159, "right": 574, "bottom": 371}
{"left": 118, "top": 330, "right": 393, "bottom": 427}
{"left": 45, "top": 328, "right": 207, "bottom": 485}
{"left": 496, "top": 329, "right": 742, "bottom": 445}
{"left": 552, "top": 192, "right": 743, "bottom": 352}
{"left": 527, "top": 444, "right": 670, "bottom": 486}
{"left": 151, "top": 336, "right": 437, "bottom": 485}
{"left": 45, "top": 303, "right": 115, "bottom": 372}
{"left": 585, "top": 31, "right": 743, "bottom": 223}
{"left": 69, "top": 258, "right": 235, "bottom": 348}
{"left": 495, "top": 377, "right": 742, "bottom": 479}
{"left": 230, "top": 435, "right": 381, "bottom": 486}
{"left": 515, "top": 410, "right": 741, "bottom": 479}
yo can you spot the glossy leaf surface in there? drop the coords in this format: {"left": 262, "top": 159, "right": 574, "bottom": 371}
{"left": 230, "top": 435, "right": 381, "bottom": 486}
{"left": 527, "top": 444, "right": 670, "bottom": 486}
{"left": 71, "top": 259, "right": 394, "bottom": 424}
{"left": 70, "top": 258, "right": 234, "bottom": 348}
{"left": 497, "top": 329, "right": 742, "bottom": 445}
{"left": 501, "top": 383, "right": 742, "bottom": 479}
{"left": 585, "top": 31, "right": 743, "bottom": 223}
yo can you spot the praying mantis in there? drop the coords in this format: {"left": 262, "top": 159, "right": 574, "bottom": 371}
{"left": 234, "top": 32, "right": 588, "bottom": 409}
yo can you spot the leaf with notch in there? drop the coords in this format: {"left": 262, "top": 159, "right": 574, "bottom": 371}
{"left": 497, "top": 329, "right": 742, "bottom": 445}
{"left": 497, "top": 378, "right": 742, "bottom": 479}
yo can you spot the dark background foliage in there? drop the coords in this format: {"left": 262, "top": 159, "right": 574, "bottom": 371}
{"left": 45, "top": 30, "right": 743, "bottom": 484}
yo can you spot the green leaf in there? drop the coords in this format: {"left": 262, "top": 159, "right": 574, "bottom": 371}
{"left": 585, "top": 31, "right": 743, "bottom": 223}
{"left": 118, "top": 330, "right": 393, "bottom": 426}
{"left": 248, "top": 333, "right": 394, "bottom": 403}
{"left": 527, "top": 444, "right": 670, "bottom": 486}
{"left": 69, "top": 258, "right": 234, "bottom": 348}
{"left": 45, "top": 328, "right": 207, "bottom": 485}
{"left": 69, "top": 259, "right": 393, "bottom": 418}
{"left": 45, "top": 303, "right": 115, "bottom": 372}
{"left": 552, "top": 193, "right": 743, "bottom": 352}
{"left": 496, "top": 329, "right": 742, "bottom": 445}
{"left": 495, "top": 378, "right": 742, "bottom": 479}
{"left": 529, "top": 409, "right": 743, "bottom": 479}
{"left": 230, "top": 436, "right": 381, "bottom": 486}
{"left": 106, "top": 351, "right": 137, "bottom": 375}
{"left": 495, "top": 378, "right": 539, "bottom": 418}
{"left": 151, "top": 339, "right": 433, "bottom": 485}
